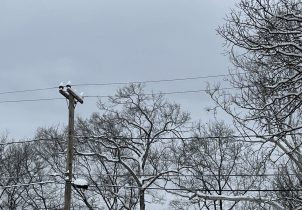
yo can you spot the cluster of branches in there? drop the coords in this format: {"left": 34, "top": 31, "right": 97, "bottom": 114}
{"left": 0, "top": 83, "right": 287, "bottom": 210}
{"left": 0, "top": 134, "right": 62, "bottom": 210}
{"left": 209, "top": 0, "right": 302, "bottom": 209}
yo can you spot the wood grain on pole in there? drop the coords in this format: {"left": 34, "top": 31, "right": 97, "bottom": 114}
{"left": 64, "top": 93, "right": 75, "bottom": 210}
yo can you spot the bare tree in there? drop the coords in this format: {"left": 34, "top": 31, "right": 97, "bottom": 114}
{"left": 76, "top": 83, "right": 190, "bottom": 210}
{"left": 0, "top": 134, "right": 60, "bottom": 210}
{"left": 33, "top": 120, "right": 139, "bottom": 210}
{"left": 34, "top": 126, "right": 90, "bottom": 210}
{"left": 206, "top": 0, "right": 302, "bottom": 208}
{"left": 168, "top": 121, "right": 269, "bottom": 210}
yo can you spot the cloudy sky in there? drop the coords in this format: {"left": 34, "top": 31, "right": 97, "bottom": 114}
{"left": 0, "top": 0, "right": 236, "bottom": 139}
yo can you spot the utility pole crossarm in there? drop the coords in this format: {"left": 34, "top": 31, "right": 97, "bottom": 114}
{"left": 59, "top": 89, "right": 69, "bottom": 99}
{"left": 67, "top": 88, "right": 83, "bottom": 104}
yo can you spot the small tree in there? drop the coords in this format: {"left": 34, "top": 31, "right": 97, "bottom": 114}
{"left": 169, "top": 122, "right": 268, "bottom": 210}
{"left": 0, "top": 135, "right": 59, "bottom": 210}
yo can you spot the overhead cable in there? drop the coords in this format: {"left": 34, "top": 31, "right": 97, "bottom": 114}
{"left": 0, "top": 181, "right": 300, "bottom": 192}
{"left": 0, "top": 73, "right": 235, "bottom": 96}
{"left": 2, "top": 131, "right": 302, "bottom": 146}
{"left": 0, "top": 87, "right": 233, "bottom": 104}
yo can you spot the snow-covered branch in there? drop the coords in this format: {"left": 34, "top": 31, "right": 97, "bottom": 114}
{"left": 191, "top": 192, "right": 284, "bottom": 210}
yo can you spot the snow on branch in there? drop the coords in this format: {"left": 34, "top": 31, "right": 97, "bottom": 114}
{"left": 191, "top": 192, "right": 284, "bottom": 210}
{"left": 0, "top": 181, "right": 55, "bottom": 189}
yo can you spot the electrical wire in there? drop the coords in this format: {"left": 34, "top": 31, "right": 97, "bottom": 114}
{"left": 72, "top": 74, "right": 236, "bottom": 87}
{"left": 83, "top": 87, "right": 233, "bottom": 99}
{"left": 0, "top": 73, "right": 235, "bottom": 96}
{"left": 87, "top": 184, "right": 302, "bottom": 192}
{"left": 0, "top": 174, "right": 61, "bottom": 180}
{"left": 0, "top": 173, "right": 299, "bottom": 180}
{"left": 0, "top": 87, "right": 57, "bottom": 95}
{"left": 0, "top": 181, "right": 300, "bottom": 192}
{"left": 78, "top": 132, "right": 299, "bottom": 140}
{"left": 0, "top": 181, "right": 55, "bottom": 189}
{"left": 2, "top": 130, "right": 302, "bottom": 146}
{"left": 71, "top": 173, "right": 301, "bottom": 178}
{"left": 0, "top": 135, "right": 263, "bottom": 146}
{"left": 0, "top": 137, "right": 63, "bottom": 146}
{"left": 0, "top": 173, "right": 296, "bottom": 180}
{"left": 0, "top": 97, "right": 64, "bottom": 104}
{"left": 0, "top": 87, "right": 234, "bottom": 104}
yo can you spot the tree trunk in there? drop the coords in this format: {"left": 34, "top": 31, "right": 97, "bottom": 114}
{"left": 139, "top": 190, "right": 145, "bottom": 210}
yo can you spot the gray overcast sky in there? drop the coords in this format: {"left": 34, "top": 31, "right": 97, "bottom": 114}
{"left": 0, "top": 0, "right": 236, "bottom": 139}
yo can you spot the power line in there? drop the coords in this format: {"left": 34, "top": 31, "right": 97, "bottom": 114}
{"left": 84, "top": 87, "right": 234, "bottom": 98}
{"left": 3, "top": 130, "right": 302, "bottom": 146}
{"left": 0, "top": 74, "right": 234, "bottom": 96}
{"left": 0, "top": 87, "right": 57, "bottom": 95}
{"left": 0, "top": 135, "right": 264, "bottom": 146}
{"left": 1, "top": 169, "right": 301, "bottom": 184}
{"left": 71, "top": 173, "right": 300, "bottom": 178}
{"left": 78, "top": 132, "right": 298, "bottom": 140}
{"left": 0, "top": 174, "right": 61, "bottom": 180}
{"left": 1, "top": 181, "right": 300, "bottom": 192}
{"left": 75, "top": 132, "right": 302, "bottom": 145}
{"left": 0, "top": 137, "right": 64, "bottom": 146}
{"left": 0, "top": 97, "right": 64, "bottom": 104}
{"left": 0, "top": 181, "right": 55, "bottom": 189}
{"left": 2, "top": 171, "right": 285, "bottom": 183}
{"left": 0, "top": 87, "right": 234, "bottom": 104}
{"left": 0, "top": 173, "right": 299, "bottom": 180}
{"left": 73, "top": 74, "right": 236, "bottom": 87}
{"left": 73, "top": 183, "right": 302, "bottom": 192}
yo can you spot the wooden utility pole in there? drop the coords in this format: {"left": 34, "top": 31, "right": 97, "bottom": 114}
{"left": 59, "top": 83, "right": 83, "bottom": 210}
